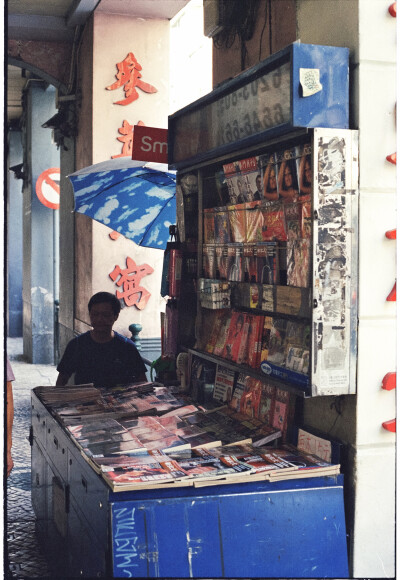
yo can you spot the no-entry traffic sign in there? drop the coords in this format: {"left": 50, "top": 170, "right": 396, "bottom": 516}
{"left": 35, "top": 168, "right": 60, "bottom": 209}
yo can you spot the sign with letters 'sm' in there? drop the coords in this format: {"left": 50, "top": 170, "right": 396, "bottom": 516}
{"left": 132, "top": 125, "right": 168, "bottom": 163}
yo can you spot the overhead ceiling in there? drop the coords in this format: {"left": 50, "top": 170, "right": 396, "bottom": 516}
{"left": 7, "top": 0, "right": 190, "bottom": 124}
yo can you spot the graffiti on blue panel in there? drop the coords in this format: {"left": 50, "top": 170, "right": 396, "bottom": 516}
{"left": 113, "top": 506, "right": 140, "bottom": 577}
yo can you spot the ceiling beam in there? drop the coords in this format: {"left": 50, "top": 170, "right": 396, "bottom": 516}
{"left": 66, "top": 0, "right": 100, "bottom": 27}
{"left": 8, "top": 14, "right": 75, "bottom": 42}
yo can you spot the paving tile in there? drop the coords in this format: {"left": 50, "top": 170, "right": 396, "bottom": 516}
{"left": 6, "top": 338, "right": 56, "bottom": 579}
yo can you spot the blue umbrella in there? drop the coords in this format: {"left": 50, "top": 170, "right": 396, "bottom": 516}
{"left": 68, "top": 158, "right": 176, "bottom": 249}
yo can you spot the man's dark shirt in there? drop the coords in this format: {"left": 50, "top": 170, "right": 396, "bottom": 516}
{"left": 57, "top": 331, "right": 147, "bottom": 387}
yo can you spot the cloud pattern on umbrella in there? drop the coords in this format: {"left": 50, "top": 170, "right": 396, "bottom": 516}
{"left": 69, "top": 164, "right": 176, "bottom": 249}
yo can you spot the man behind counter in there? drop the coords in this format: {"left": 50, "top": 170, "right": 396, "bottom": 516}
{"left": 56, "top": 292, "right": 147, "bottom": 387}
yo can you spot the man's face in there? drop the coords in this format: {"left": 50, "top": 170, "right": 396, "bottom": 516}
{"left": 256, "top": 176, "right": 262, "bottom": 192}
{"left": 89, "top": 302, "right": 118, "bottom": 332}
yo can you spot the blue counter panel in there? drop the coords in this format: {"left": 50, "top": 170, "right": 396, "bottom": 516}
{"left": 111, "top": 477, "right": 348, "bottom": 578}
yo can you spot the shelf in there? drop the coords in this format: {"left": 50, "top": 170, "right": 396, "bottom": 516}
{"left": 187, "top": 348, "right": 309, "bottom": 398}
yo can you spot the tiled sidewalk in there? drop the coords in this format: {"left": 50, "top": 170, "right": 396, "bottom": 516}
{"left": 6, "top": 338, "right": 58, "bottom": 579}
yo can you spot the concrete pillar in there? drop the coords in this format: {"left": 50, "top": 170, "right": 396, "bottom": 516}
{"left": 22, "top": 81, "right": 59, "bottom": 364}
{"left": 296, "top": 1, "right": 396, "bottom": 576}
{"left": 7, "top": 130, "right": 24, "bottom": 336}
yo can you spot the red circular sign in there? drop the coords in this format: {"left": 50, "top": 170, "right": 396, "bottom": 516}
{"left": 35, "top": 168, "right": 60, "bottom": 209}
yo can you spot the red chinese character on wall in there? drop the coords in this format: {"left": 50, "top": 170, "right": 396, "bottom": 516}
{"left": 106, "top": 52, "right": 157, "bottom": 106}
{"left": 111, "top": 120, "right": 145, "bottom": 159}
{"left": 109, "top": 257, "right": 154, "bottom": 310}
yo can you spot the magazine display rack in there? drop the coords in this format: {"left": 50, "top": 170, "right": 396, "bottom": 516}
{"left": 170, "top": 63, "right": 358, "bottom": 398}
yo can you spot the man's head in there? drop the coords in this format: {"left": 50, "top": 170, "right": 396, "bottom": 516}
{"left": 88, "top": 292, "right": 120, "bottom": 334}
{"left": 88, "top": 292, "right": 121, "bottom": 315}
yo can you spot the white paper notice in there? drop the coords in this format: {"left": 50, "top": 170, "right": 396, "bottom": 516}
{"left": 300, "top": 68, "right": 323, "bottom": 97}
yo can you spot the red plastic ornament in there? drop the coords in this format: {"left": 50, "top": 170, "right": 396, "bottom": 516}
{"left": 385, "top": 229, "right": 397, "bottom": 240}
{"left": 388, "top": 2, "right": 397, "bottom": 17}
{"left": 386, "top": 152, "right": 397, "bottom": 164}
{"left": 386, "top": 282, "right": 397, "bottom": 302}
{"left": 382, "top": 419, "right": 396, "bottom": 432}
{"left": 381, "top": 372, "right": 396, "bottom": 391}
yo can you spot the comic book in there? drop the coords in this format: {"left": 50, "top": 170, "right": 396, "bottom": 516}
{"left": 228, "top": 203, "right": 247, "bottom": 243}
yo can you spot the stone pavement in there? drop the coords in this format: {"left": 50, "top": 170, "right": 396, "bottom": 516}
{"left": 6, "top": 337, "right": 58, "bottom": 579}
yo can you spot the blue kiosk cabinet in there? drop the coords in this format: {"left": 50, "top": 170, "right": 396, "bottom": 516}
{"left": 31, "top": 390, "right": 349, "bottom": 578}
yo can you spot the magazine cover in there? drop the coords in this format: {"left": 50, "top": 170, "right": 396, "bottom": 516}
{"left": 243, "top": 244, "right": 258, "bottom": 283}
{"left": 301, "top": 199, "right": 312, "bottom": 238}
{"left": 271, "top": 388, "right": 290, "bottom": 438}
{"left": 227, "top": 244, "right": 244, "bottom": 282}
{"left": 239, "top": 377, "right": 263, "bottom": 418}
{"left": 213, "top": 365, "right": 236, "bottom": 403}
{"left": 246, "top": 315, "right": 264, "bottom": 368}
{"left": 223, "top": 311, "right": 246, "bottom": 362}
{"left": 257, "top": 382, "right": 276, "bottom": 424}
{"left": 261, "top": 202, "right": 287, "bottom": 241}
{"left": 229, "top": 373, "right": 248, "bottom": 412}
{"left": 261, "top": 284, "right": 274, "bottom": 312}
{"left": 236, "top": 156, "right": 262, "bottom": 201}
{"left": 256, "top": 242, "right": 278, "bottom": 284}
{"left": 202, "top": 244, "right": 216, "bottom": 279}
{"left": 245, "top": 201, "right": 263, "bottom": 243}
{"left": 286, "top": 238, "right": 311, "bottom": 288}
{"left": 203, "top": 209, "right": 216, "bottom": 244}
{"left": 296, "top": 142, "right": 313, "bottom": 197}
{"left": 267, "top": 318, "right": 288, "bottom": 365}
{"left": 228, "top": 203, "right": 247, "bottom": 243}
{"left": 213, "top": 311, "right": 233, "bottom": 357}
{"left": 223, "top": 161, "right": 241, "bottom": 204}
{"left": 277, "top": 147, "right": 299, "bottom": 200}
{"left": 275, "top": 285, "right": 311, "bottom": 317}
{"left": 261, "top": 153, "right": 279, "bottom": 201}
{"left": 215, "top": 245, "right": 227, "bottom": 280}
{"left": 260, "top": 316, "right": 273, "bottom": 365}
{"left": 214, "top": 207, "right": 231, "bottom": 244}
{"left": 284, "top": 201, "right": 302, "bottom": 240}
{"left": 236, "top": 314, "right": 252, "bottom": 365}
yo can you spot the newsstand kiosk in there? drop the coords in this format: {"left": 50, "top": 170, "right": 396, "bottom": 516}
{"left": 31, "top": 42, "right": 356, "bottom": 578}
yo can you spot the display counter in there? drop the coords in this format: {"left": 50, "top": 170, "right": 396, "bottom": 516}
{"left": 31, "top": 389, "right": 349, "bottom": 578}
